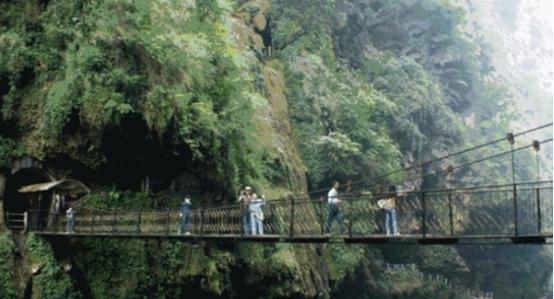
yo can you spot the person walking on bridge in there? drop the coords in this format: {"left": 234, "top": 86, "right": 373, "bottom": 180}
{"left": 66, "top": 207, "right": 75, "bottom": 233}
{"left": 179, "top": 197, "right": 192, "bottom": 235}
{"left": 238, "top": 186, "right": 253, "bottom": 234}
{"left": 325, "top": 181, "right": 345, "bottom": 234}
{"left": 378, "top": 185, "right": 399, "bottom": 236}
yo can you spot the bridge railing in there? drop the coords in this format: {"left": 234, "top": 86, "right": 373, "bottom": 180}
{"left": 396, "top": 181, "right": 553, "bottom": 237}
{"left": 6, "top": 212, "right": 27, "bottom": 231}
{"left": 26, "top": 181, "right": 552, "bottom": 239}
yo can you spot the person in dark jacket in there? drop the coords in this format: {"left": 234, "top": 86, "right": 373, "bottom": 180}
{"left": 238, "top": 186, "right": 253, "bottom": 234}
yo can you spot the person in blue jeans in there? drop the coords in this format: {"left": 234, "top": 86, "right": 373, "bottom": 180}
{"left": 238, "top": 186, "right": 253, "bottom": 234}
{"left": 325, "top": 181, "right": 345, "bottom": 234}
{"left": 384, "top": 208, "right": 397, "bottom": 235}
{"left": 378, "top": 185, "right": 399, "bottom": 235}
{"left": 249, "top": 194, "right": 266, "bottom": 235}
{"left": 66, "top": 207, "right": 75, "bottom": 233}
{"left": 179, "top": 198, "right": 192, "bottom": 234}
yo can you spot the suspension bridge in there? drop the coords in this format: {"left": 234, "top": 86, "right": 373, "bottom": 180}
{"left": 6, "top": 124, "right": 554, "bottom": 245}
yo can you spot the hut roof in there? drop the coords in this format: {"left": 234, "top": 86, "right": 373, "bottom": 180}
{"left": 18, "top": 179, "right": 90, "bottom": 197}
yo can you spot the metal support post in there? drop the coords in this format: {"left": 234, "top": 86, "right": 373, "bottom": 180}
{"left": 319, "top": 199, "right": 324, "bottom": 235}
{"left": 421, "top": 192, "right": 427, "bottom": 238}
{"left": 533, "top": 140, "right": 540, "bottom": 181}
{"left": 112, "top": 211, "right": 116, "bottom": 233}
{"left": 448, "top": 193, "right": 454, "bottom": 236}
{"left": 136, "top": 210, "right": 142, "bottom": 234}
{"left": 508, "top": 133, "right": 518, "bottom": 236}
{"left": 446, "top": 166, "right": 454, "bottom": 236}
{"left": 536, "top": 188, "right": 541, "bottom": 234}
{"left": 200, "top": 208, "right": 205, "bottom": 236}
{"left": 289, "top": 195, "right": 295, "bottom": 238}
{"left": 348, "top": 197, "right": 353, "bottom": 238}
{"left": 165, "top": 209, "right": 170, "bottom": 235}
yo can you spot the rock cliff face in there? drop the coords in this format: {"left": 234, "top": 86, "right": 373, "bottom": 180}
{"left": 0, "top": 1, "right": 551, "bottom": 299}
{"left": 230, "top": 0, "right": 308, "bottom": 195}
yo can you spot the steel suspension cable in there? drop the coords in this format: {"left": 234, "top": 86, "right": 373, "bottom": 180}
{"left": 302, "top": 122, "right": 553, "bottom": 196}
{"left": 366, "top": 138, "right": 554, "bottom": 194}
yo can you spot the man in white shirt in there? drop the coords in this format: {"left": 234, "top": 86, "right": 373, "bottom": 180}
{"left": 325, "top": 181, "right": 345, "bottom": 234}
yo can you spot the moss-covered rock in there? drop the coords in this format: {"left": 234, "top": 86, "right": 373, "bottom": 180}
{"left": 0, "top": 233, "right": 18, "bottom": 299}
{"left": 25, "top": 234, "right": 82, "bottom": 299}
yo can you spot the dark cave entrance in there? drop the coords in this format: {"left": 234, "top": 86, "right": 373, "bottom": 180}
{"left": 254, "top": 14, "right": 273, "bottom": 55}
{"left": 96, "top": 114, "right": 232, "bottom": 202}
{"left": 3, "top": 168, "right": 54, "bottom": 229}
{"left": 98, "top": 114, "right": 195, "bottom": 193}
{"left": 23, "top": 277, "right": 33, "bottom": 299}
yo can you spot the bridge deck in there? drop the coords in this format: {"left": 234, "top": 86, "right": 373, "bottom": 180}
{"left": 34, "top": 232, "right": 552, "bottom": 245}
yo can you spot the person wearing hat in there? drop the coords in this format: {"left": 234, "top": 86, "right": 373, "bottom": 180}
{"left": 66, "top": 207, "right": 75, "bottom": 233}
{"left": 377, "top": 185, "right": 399, "bottom": 235}
{"left": 179, "top": 197, "right": 192, "bottom": 235}
{"left": 238, "top": 186, "right": 253, "bottom": 234}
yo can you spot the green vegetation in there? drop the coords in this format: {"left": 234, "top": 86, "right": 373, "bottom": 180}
{"left": 25, "top": 233, "right": 82, "bottom": 299}
{"left": 0, "top": 0, "right": 550, "bottom": 298}
{"left": 0, "top": 0, "right": 267, "bottom": 198}
{"left": 0, "top": 137, "right": 16, "bottom": 170}
{"left": 0, "top": 234, "right": 18, "bottom": 299}
{"left": 72, "top": 239, "right": 233, "bottom": 298}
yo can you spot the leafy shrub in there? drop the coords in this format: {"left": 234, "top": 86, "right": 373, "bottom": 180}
{"left": 25, "top": 234, "right": 82, "bottom": 299}
{"left": 0, "top": 234, "right": 18, "bottom": 299}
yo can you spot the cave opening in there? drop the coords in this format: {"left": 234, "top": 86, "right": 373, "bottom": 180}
{"left": 3, "top": 168, "right": 54, "bottom": 229}
{"left": 0, "top": 73, "right": 10, "bottom": 97}
{"left": 97, "top": 114, "right": 196, "bottom": 193}
{"left": 254, "top": 14, "right": 272, "bottom": 49}
{"left": 15, "top": 67, "right": 35, "bottom": 89}
{"left": 23, "top": 277, "right": 33, "bottom": 299}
